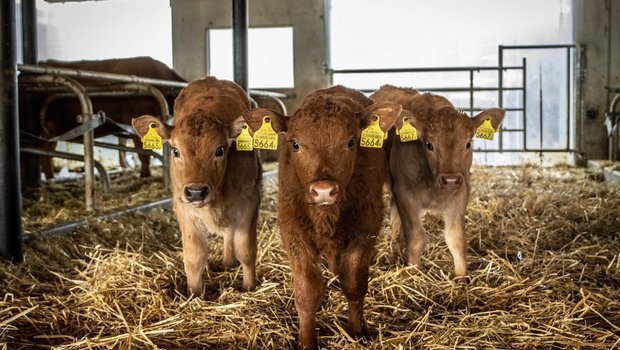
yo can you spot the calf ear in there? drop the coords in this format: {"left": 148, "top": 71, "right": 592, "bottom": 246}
{"left": 397, "top": 109, "right": 426, "bottom": 135}
{"left": 360, "top": 102, "right": 402, "bottom": 132}
{"left": 228, "top": 116, "right": 247, "bottom": 139}
{"left": 132, "top": 115, "right": 172, "bottom": 140}
{"left": 242, "top": 108, "right": 288, "bottom": 134}
{"left": 471, "top": 108, "right": 505, "bottom": 131}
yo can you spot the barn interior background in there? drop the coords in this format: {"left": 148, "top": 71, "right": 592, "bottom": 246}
{"left": 1, "top": 0, "right": 619, "bottom": 349}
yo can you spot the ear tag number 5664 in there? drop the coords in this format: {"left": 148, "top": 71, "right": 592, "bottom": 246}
{"left": 253, "top": 116, "right": 278, "bottom": 150}
{"left": 360, "top": 115, "right": 384, "bottom": 148}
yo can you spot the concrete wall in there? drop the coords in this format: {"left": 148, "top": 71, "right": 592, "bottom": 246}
{"left": 171, "top": 0, "right": 330, "bottom": 111}
{"left": 573, "top": 0, "right": 620, "bottom": 162}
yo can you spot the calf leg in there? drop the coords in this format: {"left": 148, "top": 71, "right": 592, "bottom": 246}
{"left": 389, "top": 195, "right": 405, "bottom": 259}
{"left": 443, "top": 211, "right": 467, "bottom": 277}
{"left": 394, "top": 190, "right": 426, "bottom": 267}
{"left": 118, "top": 137, "right": 128, "bottom": 168}
{"left": 222, "top": 227, "right": 237, "bottom": 269}
{"left": 133, "top": 137, "right": 151, "bottom": 177}
{"left": 233, "top": 224, "right": 257, "bottom": 291}
{"left": 339, "top": 243, "right": 372, "bottom": 340}
{"left": 178, "top": 216, "right": 209, "bottom": 297}
{"left": 288, "top": 247, "right": 323, "bottom": 350}
{"left": 41, "top": 141, "right": 57, "bottom": 179}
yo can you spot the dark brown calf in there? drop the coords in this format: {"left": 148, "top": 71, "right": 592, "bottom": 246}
{"left": 133, "top": 77, "right": 261, "bottom": 295}
{"left": 19, "top": 56, "right": 185, "bottom": 178}
{"left": 371, "top": 85, "right": 504, "bottom": 277}
{"left": 243, "top": 85, "right": 401, "bottom": 349}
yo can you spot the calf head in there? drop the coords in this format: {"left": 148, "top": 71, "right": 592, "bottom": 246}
{"left": 243, "top": 99, "right": 400, "bottom": 206}
{"left": 399, "top": 103, "right": 505, "bottom": 191}
{"left": 132, "top": 113, "right": 244, "bottom": 206}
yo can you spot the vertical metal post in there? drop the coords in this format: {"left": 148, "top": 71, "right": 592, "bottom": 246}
{"left": 469, "top": 69, "right": 474, "bottom": 116}
{"left": 21, "top": 0, "right": 36, "bottom": 64}
{"left": 498, "top": 45, "right": 504, "bottom": 152}
{"left": 232, "top": 0, "right": 248, "bottom": 94}
{"left": 522, "top": 57, "right": 528, "bottom": 151}
{"left": 539, "top": 64, "right": 544, "bottom": 150}
{"left": 21, "top": 0, "right": 41, "bottom": 187}
{"left": 566, "top": 47, "right": 571, "bottom": 151}
{"left": 0, "top": 0, "right": 23, "bottom": 261}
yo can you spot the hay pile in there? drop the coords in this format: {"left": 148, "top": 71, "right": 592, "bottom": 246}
{"left": 2, "top": 165, "right": 619, "bottom": 349}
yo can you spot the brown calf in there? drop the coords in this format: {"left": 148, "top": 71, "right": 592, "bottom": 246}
{"left": 371, "top": 85, "right": 505, "bottom": 277}
{"left": 20, "top": 57, "right": 185, "bottom": 179}
{"left": 243, "top": 86, "right": 401, "bottom": 349}
{"left": 132, "top": 77, "right": 261, "bottom": 295}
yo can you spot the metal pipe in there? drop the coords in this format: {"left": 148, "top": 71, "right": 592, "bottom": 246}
{"left": 332, "top": 65, "right": 523, "bottom": 74}
{"left": 500, "top": 44, "right": 576, "bottom": 50}
{"left": 469, "top": 69, "right": 474, "bottom": 116}
{"left": 522, "top": 58, "right": 528, "bottom": 151}
{"left": 232, "top": 0, "right": 249, "bottom": 94}
{"left": 21, "top": 0, "right": 37, "bottom": 64}
{"left": 20, "top": 147, "right": 111, "bottom": 193}
{"left": 20, "top": 0, "right": 40, "bottom": 187}
{"left": 22, "top": 198, "right": 173, "bottom": 242}
{"left": 608, "top": 93, "right": 620, "bottom": 161}
{"left": 23, "top": 170, "right": 279, "bottom": 242}
{"left": 566, "top": 47, "right": 571, "bottom": 151}
{"left": 0, "top": 0, "right": 23, "bottom": 261}
{"left": 21, "top": 74, "right": 96, "bottom": 210}
{"left": 498, "top": 45, "right": 504, "bottom": 152}
{"left": 19, "top": 64, "right": 189, "bottom": 89}
{"left": 92, "top": 141, "right": 164, "bottom": 161}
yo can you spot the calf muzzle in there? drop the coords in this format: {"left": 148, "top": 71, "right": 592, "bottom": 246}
{"left": 307, "top": 181, "right": 339, "bottom": 205}
{"left": 184, "top": 185, "right": 210, "bottom": 202}
{"left": 438, "top": 174, "right": 464, "bottom": 191}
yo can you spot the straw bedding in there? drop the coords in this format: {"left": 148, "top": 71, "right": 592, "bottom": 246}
{"left": 1, "top": 165, "right": 619, "bottom": 349}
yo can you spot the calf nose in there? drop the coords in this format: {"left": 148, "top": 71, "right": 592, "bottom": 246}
{"left": 439, "top": 174, "right": 464, "bottom": 190}
{"left": 184, "top": 185, "right": 209, "bottom": 202}
{"left": 308, "top": 181, "right": 339, "bottom": 205}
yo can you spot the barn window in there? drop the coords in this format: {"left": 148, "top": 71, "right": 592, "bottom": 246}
{"left": 207, "top": 27, "right": 295, "bottom": 89}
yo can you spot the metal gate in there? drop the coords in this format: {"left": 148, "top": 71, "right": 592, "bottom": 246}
{"left": 330, "top": 44, "right": 576, "bottom": 155}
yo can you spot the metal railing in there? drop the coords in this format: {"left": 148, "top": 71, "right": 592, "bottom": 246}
{"left": 330, "top": 44, "right": 576, "bottom": 154}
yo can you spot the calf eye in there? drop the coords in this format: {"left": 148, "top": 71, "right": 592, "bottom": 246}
{"left": 426, "top": 142, "right": 434, "bottom": 151}
{"left": 347, "top": 137, "right": 355, "bottom": 149}
{"left": 215, "top": 145, "right": 225, "bottom": 157}
{"left": 172, "top": 147, "right": 180, "bottom": 158}
{"left": 292, "top": 140, "right": 300, "bottom": 151}
{"left": 466, "top": 141, "right": 471, "bottom": 149}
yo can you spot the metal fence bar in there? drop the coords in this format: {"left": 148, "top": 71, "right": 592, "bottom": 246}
{"left": 332, "top": 65, "right": 523, "bottom": 74}
{"left": 523, "top": 57, "right": 528, "bottom": 151}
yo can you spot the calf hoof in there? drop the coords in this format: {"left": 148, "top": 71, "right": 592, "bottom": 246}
{"left": 346, "top": 319, "right": 371, "bottom": 342}
{"left": 221, "top": 258, "right": 240, "bottom": 270}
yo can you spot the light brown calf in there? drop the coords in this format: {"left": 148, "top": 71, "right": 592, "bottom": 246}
{"left": 132, "top": 77, "right": 261, "bottom": 295}
{"left": 372, "top": 85, "right": 505, "bottom": 277}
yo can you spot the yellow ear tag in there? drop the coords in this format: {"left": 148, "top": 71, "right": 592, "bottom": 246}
{"left": 236, "top": 124, "right": 254, "bottom": 151}
{"left": 252, "top": 116, "right": 278, "bottom": 150}
{"left": 360, "top": 115, "right": 384, "bottom": 148}
{"left": 475, "top": 119, "right": 495, "bottom": 140}
{"left": 383, "top": 131, "right": 388, "bottom": 140}
{"left": 141, "top": 123, "right": 163, "bottom": 150}
{"left": 398, "top": 117, "right": 418, "bottom": 142}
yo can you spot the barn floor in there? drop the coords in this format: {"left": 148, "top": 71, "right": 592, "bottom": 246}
{"left": 1, "top": 165, "right": 619, "bottom": 349}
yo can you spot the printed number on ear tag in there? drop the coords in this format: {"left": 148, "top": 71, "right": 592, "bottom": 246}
{"left": 236, "top": 124, "right": 254, "bottom": 151}
{"left": 475, "top": 119, "right": 496, "bottom": 140}
{"left": 360, "top": 115, "right": 384, "bottom": 148}
{"left": 252, "top": 116, "right": 278, "bottom": 150}
{"left": 141, "top": 123, "right": 163, "bottom": 150}
{"left": 398, "top": 117, "right": 418, "bottom": 142}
